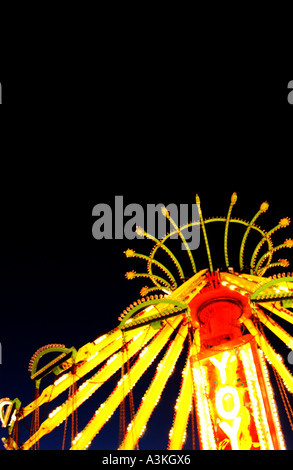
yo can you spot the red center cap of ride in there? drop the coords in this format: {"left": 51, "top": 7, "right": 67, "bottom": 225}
{"left": 189, "top": 285, "right": 251, "bottom": 349}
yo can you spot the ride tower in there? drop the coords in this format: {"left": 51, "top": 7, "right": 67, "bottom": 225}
{"left": 1, "top": 193, "right": 293, "bottom": 450}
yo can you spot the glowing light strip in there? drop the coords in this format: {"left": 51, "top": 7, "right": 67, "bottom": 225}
{"left": 260, "top": 302, "right": 293, "bottom": 326}
{"left": 70, "top": 317, "right": 183, "bottom": 450}
{"left": 163, "top": 207, "right": 197, "bottom": 274}
{"left": 21, "top": 325, "right": 158, "bottom": 450}
{"left": 168, "top": 357, "right": 193, "bottom": 450}
{"left": 255, "top": 307, "right": 293, "bottom": 347}
{"left": 257, "top": 348, "right": 286, "bottom": 449}
{"left": 118, "top": 324, "right": 188, "bottom": 450}
{"left": 244, "top": 318, "right": 293, "bottom": 394}
{"left": 239, "top": 344, "right": 274, "bottom": 449}
{"left": 191, "top": 363, "right": 217, "bottom": 450}
{"left": 170, "top": 268, "right": 208, "bottom": 303}
{"left": 20, "top": 327, "right": 144, "bottom": 419}
{"left": 220, "top": 272, "right": 263, "bottom": 294}
{"left": 224, "top": 192, "right": 237, "bottom": 268}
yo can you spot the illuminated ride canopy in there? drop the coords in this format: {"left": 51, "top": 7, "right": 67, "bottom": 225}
{"left": 1, "top": 193, "right": 293, "bottom": 450}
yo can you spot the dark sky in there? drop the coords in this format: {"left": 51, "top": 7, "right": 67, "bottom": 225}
{"left": 0, "top": 54, "right": 292, "bottom": 450}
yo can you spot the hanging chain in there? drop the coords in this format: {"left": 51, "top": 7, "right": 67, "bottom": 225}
{"left": 254, "top": 310, "right": 293, "bottom": 433}
{"left": 187, "top": 326, "right": 196, "bottom": 450}
{"left": 126, "top": 343, "right": 139, "bottom": 450}
{"left": 119, "top": 333, "right": 139, "bottom": 450}
{"left": 62, "top": 364, "right": 78, "bottom": 450}
{"left": 119, "top": 336, "right": 127, "bottom": 448}
{"left": 30, "top": 387, "right": 40, "bottom": 450}
{"left": 62, "top": 384, "right": 71, "bottom": 450}
{"left": 71, "top": 365, "right": 78, "bottom": 446}
{"left": 273, "top": 366, "right": 293, "bottom": 432}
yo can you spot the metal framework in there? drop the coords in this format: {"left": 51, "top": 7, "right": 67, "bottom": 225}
{"left": 1, "top": 193, "right": 293, "bottom": 450}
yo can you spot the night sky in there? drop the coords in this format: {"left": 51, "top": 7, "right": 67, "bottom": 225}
{"left": 0, "top": 55, "right": 292, "bottom": 451}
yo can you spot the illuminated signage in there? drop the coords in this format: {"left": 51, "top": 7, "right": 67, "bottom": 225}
{"left": 190, "top": 338, "right": 285, "bottom": 450}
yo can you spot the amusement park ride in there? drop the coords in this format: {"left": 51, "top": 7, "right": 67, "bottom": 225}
{"left": 1, "top": 193, "right": 293, "bottom": 450}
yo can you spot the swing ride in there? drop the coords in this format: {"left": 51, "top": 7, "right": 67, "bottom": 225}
{"left": 1, "top": 193, "right": 293, "bottom": 450}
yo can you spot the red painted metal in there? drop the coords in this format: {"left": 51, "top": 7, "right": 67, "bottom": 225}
{"left": 189, "top": 276, "right": 251, "bottom": 349}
